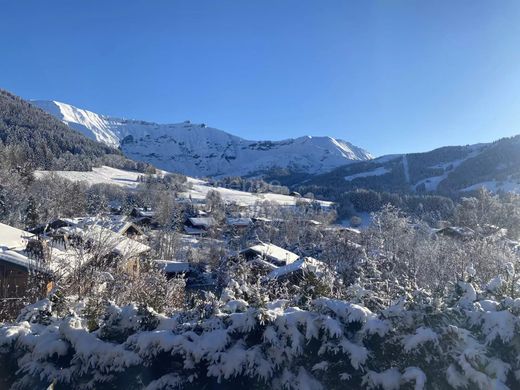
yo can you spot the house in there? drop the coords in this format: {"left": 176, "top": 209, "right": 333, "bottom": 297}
{"left": 29, "top": 218, "right": 81, "bottom": 235}
{"left": 154, "top": 260, "right": 215, "bottom": 291}
{"left": 0, "top": 223, "right": 52, "bottom": 302}
{"left": 43, "top": 222, "right": 151, "bottom": 276}
{"left": 184, "top": 217, "right": 217, "bottom": 235}
{"left": 82, "top": 216, "right": 144, "bottom": 238}
{"left": 265, "top": 256, "right": 325, "bottom": 281}
{"left": 0, "top": 249, "right": 50, "bottom": 299}
{"left": 155, "top": 260, "right": 192, "bottom": 275}
{"left": 29, "top": 218, "right": 85, "bottom": 250}
{"left": 1, "top": 222, "right": 36, "bottom": 248}
{"left": 81, "top": 224, "right": 150, "bottom": 258}
{"left": 131, "top": 207, "right": 155, "bottom": 219}
{"left": 131, "top": 207, "right": 156, "bottom": 226}
{"left": 226, "top": 217, "right": 252, "bottom": 228}
{"left": 240, "top": 242, "right": 299, "bottom": 266}
{"left": 436, "top": 226, "right": 475, "bottom": 240}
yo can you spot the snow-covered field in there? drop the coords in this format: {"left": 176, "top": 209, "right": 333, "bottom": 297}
{"left": 35, "top": 166, "right": 333, "bottom": 208}
{"left": 34, "top": 166, "right": 145, "bottom": 189}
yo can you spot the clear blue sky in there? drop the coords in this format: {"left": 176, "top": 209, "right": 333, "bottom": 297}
{"left": 1, "top": 0, "right": 520, "bottom": 156}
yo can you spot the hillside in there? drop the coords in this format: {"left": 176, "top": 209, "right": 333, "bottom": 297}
{"left": 34, "top": 165, "right": 333, "bottom": 208}
{"left": 295, "top": 136, "right": 520, "bottom": 195}
{"left": 32, "top": 100, "right": 372, "bottom": 177}
{"left": 0, "top": 90, "right": 130, "bottom": 171}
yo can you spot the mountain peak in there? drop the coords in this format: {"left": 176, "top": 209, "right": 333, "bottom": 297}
{"left": 32, "top": 100, "right": 372, "bottom": 177}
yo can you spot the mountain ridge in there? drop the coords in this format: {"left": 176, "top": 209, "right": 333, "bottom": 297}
{"left": 291, "top": 136, "right": 520, "bottom": 196}
{"left": 32, "top": 100, "right": 372, "bottom": 178}
{"left": 0, "top": 90, "right": 135, "bottom": 171}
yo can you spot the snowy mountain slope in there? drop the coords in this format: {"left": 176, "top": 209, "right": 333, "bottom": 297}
{"left": 298, "top": 138, "right": 520, "bottom": 194}
{"left": 31, "top": 100, "right": 372, "bottom": 177}
{"left": 0, "top": 89, "right": 124, "bottom": 170}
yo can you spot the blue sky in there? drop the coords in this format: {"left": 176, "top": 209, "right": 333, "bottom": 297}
{"left": 1, "top": 0, "right": 520, "bottom": 156}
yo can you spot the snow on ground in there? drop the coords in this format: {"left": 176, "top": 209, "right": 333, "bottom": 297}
{"left": 184, "top": 177, "right": 332, "bottom": 208}
{"left": 402, "top": 155, "right": 410, "bottom": 185}
{"left": 35, "top": 166, "right": 333, "bottom": 208}
{"left": 34, "top": 166, "right": 145, "bottom": 189}
{"left": 461, "top": 180, "right": 520, "bottom": 193}
{"left": 413, "top": 146, "right": 483, "bottom": 192}
{"left": 344, "top": 167, "right": 390, "bottom": 182}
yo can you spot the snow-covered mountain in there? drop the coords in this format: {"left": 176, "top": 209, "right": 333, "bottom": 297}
{"left": 299, "top": 135, "right": 520, "bottom": 194}
{"left": 32, "top": 100, "right": 372, "bottom": 177}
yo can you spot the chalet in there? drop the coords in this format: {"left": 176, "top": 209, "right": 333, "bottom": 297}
{"left": 29, "top": 218, "right": 83, "bottom": 235}
{"left": 29, "top": 218, "right": 85, "bottom": 249}
{"left": 0, "top": 250, "right": 49, "bottom": 299}
{"left": 40, "top": 222, "right": 151, "bottom": 276}
{"left": 240, "top": 242, "right": 299, "bottom": 267}
{"left": 154, "top": 260, "right": 215, "bottom": 291}
{"left": 226, "top": 217, "right": 252, "bottom": 228}
{"left": 83, "top": 216, "right": 144, "bottom": 238}
{"left": 436, "top": 226, "right": 476, "bottom": 240}
{"left": 321, "top": 225, "right": 362, "bottom": 242}
{"left": 0, "top": 223, "right": 52, "bottom": 303}
{"left": 155, "top": 260, "right": 192, "bottom": 276}
{"left": 265, "top": 256, "right": 325, "bottom": 281}
{"left": 251, "top": 217, "right": 286, "bottom": 230}
{"left": 131, "top": 207, "right": 156, "bottom": 226}
{"left": 0, "top": 222, "right": 35, "bottom": 250}
{"left": 184, "top": 217, "right": 217, "bottom": 235}
{"left": 81, "top": 225, "right": 150, "bottom": 260}
{"left": 131, "top": 207, "right": 155, "bottom": 218}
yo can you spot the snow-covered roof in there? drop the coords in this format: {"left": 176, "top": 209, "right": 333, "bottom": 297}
{"left": 241, "top": 243, "right": 299, "bottom": 265}
{"left": 252, "top": 217, "right": 272, "bottom": 223}
{"left": 80, "top": 225, "right": 150, "bottom": 258}
{"left": 154, "top": 260, "right": 192, "bottom": 274}
{"left": 81, "top": 216, "right": 143, "bottom": 236}
{"left": 436, "top": 226, "right": 475, "bottom": 238}
{"left": 266, "top": 257, "right": 324, "bottom": 279}
{"left": 0, "top": 248, "right": 49, "bottom": 273}
{"left": 0, "top": 223, "right": 34, "bottom": 250}
{"left": 59, "top": 217, "right": 84, "bottom": 225}
{"left": 226, "top": 217, "right": 252, "bottom": 227}
{"left": 188, "top": 217, "right": 216, "bottom": 229}
{"left": 45, "top": 246, "right": 90, "bottom": 278}
{"left": 0, "top": 249, "right": 33, "bottom": 269}
{"left": 323, "top": 225, "right": 361, "bottom": 234}
{"left": 56, "top": 226, "right": 84, "bottom": 235}
{"left": 184, "top": 226, "right": 206, "bottom": 235}
{"left": 251, "top": 257, "right": 279, "bottom": 271}
{"left": 132, "top": 207, "right": 155, "bottom": 218}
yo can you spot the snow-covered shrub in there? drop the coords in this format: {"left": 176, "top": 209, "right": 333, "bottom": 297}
{"left": 3, "top": 273, "right": 520, "bottom": 389}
